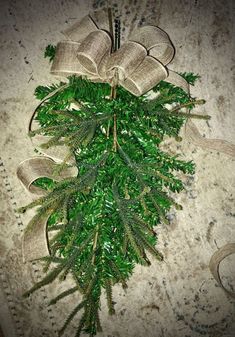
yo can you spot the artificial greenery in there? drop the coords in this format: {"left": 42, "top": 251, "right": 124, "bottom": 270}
{"left": 19, "top": 42, "right": 210, "bottom": 337}
{"left": 44, "top": 44, "right": 56, "bottom": 62}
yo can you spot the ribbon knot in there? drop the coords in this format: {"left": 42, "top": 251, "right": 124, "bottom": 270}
{"left": 51, "top": 9, "right": 177, "bottom": 96}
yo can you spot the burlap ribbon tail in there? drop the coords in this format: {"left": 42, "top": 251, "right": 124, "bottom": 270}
{"left": 209, "top": 243, "right": 235, "bottom": 298}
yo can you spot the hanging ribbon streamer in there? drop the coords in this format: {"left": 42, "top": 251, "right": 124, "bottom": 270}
{"left": 209, "top": 243, "right": 235, "bottom": 298}
{"left": 17, "top": 157, "right": 78, "bottom": 262}
{"left": 185, "top": 120, "right": 235, "bottom": 157}
{"left": 17, "top": 9, "right": 235, "bottom": 270}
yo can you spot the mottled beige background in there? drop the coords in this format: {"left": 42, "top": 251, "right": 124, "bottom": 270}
{"left": 0, "top": 0, "right": 235, "bottom": 337}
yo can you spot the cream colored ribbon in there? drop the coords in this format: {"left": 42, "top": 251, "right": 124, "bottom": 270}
{"left": 162, "top": 71, "right": 235, "bottom": 157}
{"left": 17, "top": 156, "right": 77, "bottom": 196}
{"left": 18, "top": 9, "right": 235, "bottom": 269}
{"left": 17, "top": 157, "right": 77, "bottom": 262}
{"left": 209, "top": 243, "right": 235, "bottom": 298}
{"left": 51, "top": 8, "right": 177, "bottom": 96}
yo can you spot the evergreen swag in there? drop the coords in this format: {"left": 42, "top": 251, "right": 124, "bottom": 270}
{"left": 19, "top": 42, "right": 210, "bottom": 337}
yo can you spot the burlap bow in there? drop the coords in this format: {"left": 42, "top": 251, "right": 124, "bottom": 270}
{"left": 50, "top": 9, "right": 180, "bottom": 96}
{"left": 48, "top": 8, "right": 234, "bottom": 157}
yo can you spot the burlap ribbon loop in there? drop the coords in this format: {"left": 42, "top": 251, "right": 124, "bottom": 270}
{"left": 106, "top": 41, "right": 147, "bottom": 81}
{"left": 17, "top": 157, "right": 78, "bottom": 196}
{"left": 51, "top": 41, "right": 83, "bottom": 77}
{"left": 129, "top": 25, "right": 175, "bottom": 65}
{"left": 63, "top": 15, "right": 98, "bottom": 42}
{"left": 17, "top": 157, "right": 78, "bottom": 263}
{"left": 122, "top": 56, "right": 168, "bottom": 96}
{"left": 77, "top": 30, "right": 112, "bottom": 75}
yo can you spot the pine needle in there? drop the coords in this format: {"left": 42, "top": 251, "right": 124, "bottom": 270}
{"left": 48, "top": 286, "right": 78, "bottom": 306}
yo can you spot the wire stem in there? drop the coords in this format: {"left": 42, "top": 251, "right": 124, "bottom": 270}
{"left": 170, "top": 99, "right": 206, "bottom": 113}
{"left": 108, "top": 8, "right": 114, "bottom": 52}
{"left": 92, "top": 226, "right": 99, "bottom": 265}
{"left": 113, "top": 113, "right": 117, "bottom": 152}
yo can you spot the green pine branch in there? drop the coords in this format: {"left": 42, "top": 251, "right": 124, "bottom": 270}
{"left": 48, "top": 286, "right": 78, "bottom": 306}
{"left": 20, "top": 69, "right": 207, "bottom": 337}
{"left": 44, "top": 44, "right": 56, "bottom": 62}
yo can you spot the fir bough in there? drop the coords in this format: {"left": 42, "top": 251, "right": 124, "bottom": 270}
{"left": 20, "top": 45, "right": 210, "bottom": 337}
{"left": 44, "top": 44, "right": 56, "bottom": 62}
